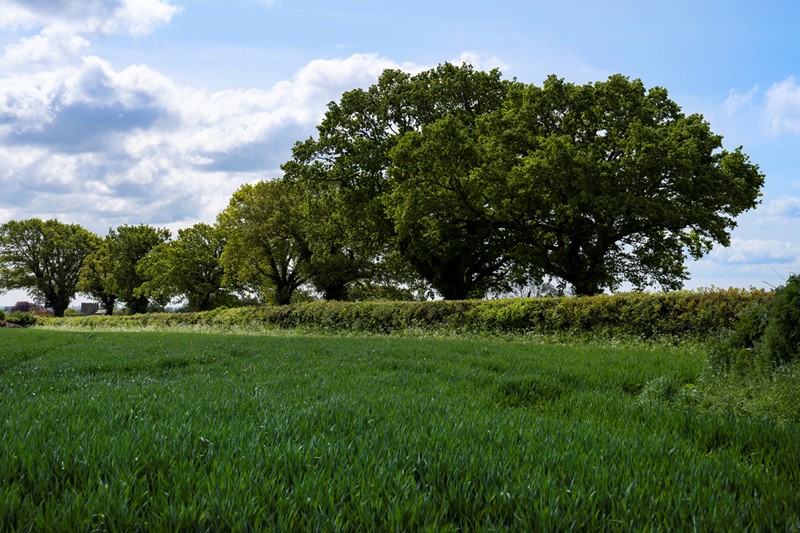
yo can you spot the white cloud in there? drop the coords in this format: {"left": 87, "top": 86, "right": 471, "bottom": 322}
{"left": 0, "top": 2, "right": 41, "bottom": 30}
{"left": 0, "top": 0, "right": 181, "bottom": 36}
{"left": 1, "top": 24, "right": 90, "bottom": 68}
{"left": 114, "top": 0, "right": 182, "bottom": 36}
{"left": 764, "top": 196, "right": 800, "bottom": 218}
{"left": 0, "top": 70, "right": 63, "bottom": 128}
{"left": 0, "top": 0, "right": 510, "bottom": 236}
{"left": 0, "top": 49, "right": 420, "bottom": 234}
{"left": 763, "top": 76, "right": 800, "bottom": 135}
{"left": 706, "top": 238, "right": 797, "bottom": 265}
{"left": 724, "top": 85, "right": 758, "bottom": 116}
{"left": 452, "top": 51, "right": 509, "bottom": 73}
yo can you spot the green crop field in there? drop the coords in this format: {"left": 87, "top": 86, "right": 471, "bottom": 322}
{"left": 1, "top": 329, "right": 798, "bottom": 530}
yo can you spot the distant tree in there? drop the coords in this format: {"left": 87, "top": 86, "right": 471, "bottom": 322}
{"left": 218, "top": 180, "right": 311, "bottom": 305}
{"left": 0, "top": 219, "right": 100, "bottom": 316}
{"left": 77, "top": 245, "right": 118, "bottom": 315}
{"left": 10, "top": 301, "right": 39, "bottom": 313}
{"left": 138, "top": 223, "right": 237, "bottom": 311}
{"left": 104, "top": 224, "right": 170, "bottom": 314}
{"left": 482, "top": 74, "right": 764, "bottom": 295}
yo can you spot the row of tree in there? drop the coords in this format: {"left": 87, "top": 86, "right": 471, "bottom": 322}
{"left": 1, "top": 63, "right": 764, "bottom": 316}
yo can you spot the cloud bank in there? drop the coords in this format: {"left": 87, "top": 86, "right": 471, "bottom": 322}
{"left": 0, "top": 1, "right": 435, "bottom": 234}
{"left": 0, "top": 0, "right": 181, "bottom": 36}
{"left": 706, "top": 238, "right": 797, "bottom": 265}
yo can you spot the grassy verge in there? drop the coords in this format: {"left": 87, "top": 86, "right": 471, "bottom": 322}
{"left": 1, "top": 329, "right": 797, "bottom": 530}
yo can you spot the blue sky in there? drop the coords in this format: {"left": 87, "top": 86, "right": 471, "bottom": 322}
{"left": 1, "top": 0, "right": 799, "bottom": 305}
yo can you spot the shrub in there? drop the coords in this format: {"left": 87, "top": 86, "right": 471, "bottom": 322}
{"left": 0, "top": 309, "right": 5, "bottom": 322}
{"left": 707, "top": 275, "right": 800, "bottom": 373}
{"left": 730, "top": 300, "right": 770, "bottom": 351}
{"left": 10, "top": 301, "right": 38, "bottom": 313}
{"left": 6, "top": 311, "right": 37, "bottom": 327}
{"left": 761, "top": 274, "right": 800, "bottom": 366}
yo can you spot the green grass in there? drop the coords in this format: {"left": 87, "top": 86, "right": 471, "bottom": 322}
{"left": 1, "top": 329, "right": 798, "bottom": 530}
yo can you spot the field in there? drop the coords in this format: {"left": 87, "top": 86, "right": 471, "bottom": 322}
{"left": 1, "top": 328, "right": 799, "bottom": 530}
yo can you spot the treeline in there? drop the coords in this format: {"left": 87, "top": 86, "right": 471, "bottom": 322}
{"left": 1, "top": 63, "right": 764, "bottom": 316}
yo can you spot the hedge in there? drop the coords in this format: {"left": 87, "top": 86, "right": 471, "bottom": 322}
{"left": 39, "top": 288, "right": 772, "bottom": 340}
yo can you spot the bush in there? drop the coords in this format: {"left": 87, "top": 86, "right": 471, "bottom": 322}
{"left": 0, "top": 309, "right": 5, "bottom": 322}
{"left": 707, "top": 275, "right": 800, "bottom": 373}
{"left": 64, "top": 308, "right": 79, "bottom": 317}
{"left": 10, "top": 301, "right": 38, "bottom": 313}
{"left": 762, "top": 274, "right": 800, "bottom": 366}
{"left": 6, "top": 312, "right": 38, "bottom": 327}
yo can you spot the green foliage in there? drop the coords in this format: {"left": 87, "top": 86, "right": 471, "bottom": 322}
{"left": 285, "top": 63, "right": 513, "bottom": 299}
{"left": 762, "top": 274, "right": 800, "bottom": 366}
{"left": 0, "top": 309, "right": 5, "bottom": 322}
{"left": 698, "top": 276, "right": 800, "bottom": 422}
{"left": 384, "top": 67, "right": 511, "bottom": 299}
{"left": 465, "top": 288, "right": 771, "bottom": 339}
{"left": 44, "top": 288, "right": 770, "bottom": 341}
{"left": 284, "top": 64, "right": 763, "bottom": 298}
{"left": 63, "top": 308, "right": 79, "bottom": 317}
{"left": 297, "top": 179, "right": 381, "bottom": 301}
{"left": 96, "top": 224, "right": 171, "bottom": 314}
{"left": 485, "top": 75, "right": 764, "bottom": 295}
{"left": 1, "top": 329, "right": 797, "bottom": 529}
{"left": 217, "top": 180, "right": 310, "bottom": 305}
{"left": 698, "top": 357, "right": 800, "bottom": 422}
{"left": 5, "top": 311, "right": 37, "bottom": 327}
{"left": 138, "top": 223, "right": 236, "bottom": 311}
{"left": 0, "top": 218, "right": 100, "bottom": 316}
{"left": 708, "top": 275, "right": 800, "bottom": 373}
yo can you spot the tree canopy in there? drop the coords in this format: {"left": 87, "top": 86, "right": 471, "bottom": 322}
{"left": 101, "top": 224, "right": 171, "bottom": 314}
{"left": 481, "top": 74, "right": 764, "bottom": 295}
{"left": 217, "top": 180, "right": 311, "bottom": 305}
{"left": 285, "top": 65, "right": 764, "bottom": 297}
{"left": 284, "top": 63, "right": 513, "bottom": 299}
{"left": 137, "top": 223, "right": 236, "bottom": 311}
{"left": 0, "top": 218, "right": 99, "bottom": 316}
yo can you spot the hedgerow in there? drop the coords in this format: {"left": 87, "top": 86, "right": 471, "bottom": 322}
{"left": 41, "top": 288, "right": 771, "bottom": 340}
{"left": 5, "top": 311, "right": 38, "bottom": 327}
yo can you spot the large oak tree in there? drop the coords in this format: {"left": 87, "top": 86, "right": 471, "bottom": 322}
{"left": 0, "top": 218, "right": 99, "bottom": 316}
{"left": 482, "top": 75, "right": 764, "bottom": 295}
{"left": 99, "top": 224, "right": 171, "bottom": 314}
{"left": 284, "top": 63, "right": 512, "bottom": 299}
